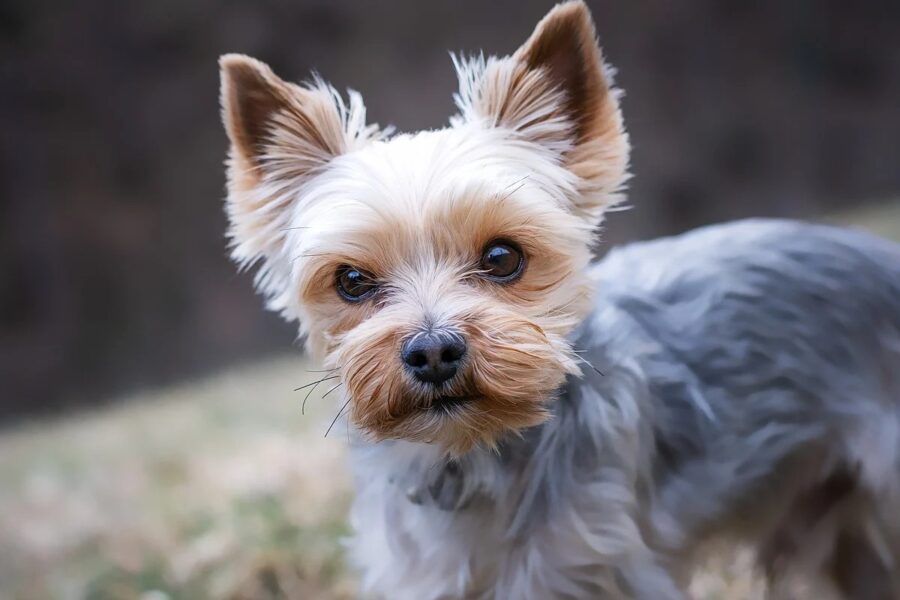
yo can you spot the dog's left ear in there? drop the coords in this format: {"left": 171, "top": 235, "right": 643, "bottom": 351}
{"left": 453, "top": 1, "right": 629, "bottom": 223}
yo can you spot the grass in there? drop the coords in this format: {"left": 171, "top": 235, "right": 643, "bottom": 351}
{"left": 0, "top": 358, "right": 356, "bottom": 599}
{"left": 2, "top": 204, "right": 897, "bottom": 599}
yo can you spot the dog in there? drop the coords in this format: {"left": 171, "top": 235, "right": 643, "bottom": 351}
{"left": 218, "top": 2, "right": 900, "bottom": 598}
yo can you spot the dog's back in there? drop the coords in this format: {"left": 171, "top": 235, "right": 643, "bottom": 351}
{"left": 586, "top": 218, "right": 900, "bottom": 596}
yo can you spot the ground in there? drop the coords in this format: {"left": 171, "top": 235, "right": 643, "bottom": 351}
{"left": 2, "top": 208, "right": 897, "bottom": 600}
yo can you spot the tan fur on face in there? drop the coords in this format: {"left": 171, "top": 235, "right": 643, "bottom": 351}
{"left": 335, "top": 291, "right": 578, "bottom": 455}
{"left": 219, "top": 1, "right": 630, "bottom": 453}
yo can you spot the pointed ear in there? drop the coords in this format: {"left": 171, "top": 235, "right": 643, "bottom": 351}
{"left": 453, "top": 1, "right": 629, "bottom": 223}
{"left": 220, "top": 54, "right": 291, "bottom": 168}
{"left": 220, "top": 54, "right": 372, "bottom": 175}
{"left": 219, "top": 54, "right": 378, "bottom": 314}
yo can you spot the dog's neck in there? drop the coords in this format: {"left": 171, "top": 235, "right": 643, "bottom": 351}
{"left": 347, "top": 367, "right": 603, "bottom": 520}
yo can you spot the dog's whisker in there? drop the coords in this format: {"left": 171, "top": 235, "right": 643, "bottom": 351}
{"left": 496, "top": 181, "right": 529, "bottom": 205}
{"left": 495, "top": 175, "right": 531, "bottom": 204}
{"left": 537, "top": 296, "right": 581, "bottom": 317}
{"left": 572, "top": 351, "right": 605, "bottom": 376}
{"left": 325, "top": 397, "right": 352, "bottom": 438}
{"left": 294, "top": 375, "right": 339, "bottom": 392}
{"left": 291, "top": 252, "right": 328, "bottom": 263}
{"left": 302, "top": 375, "right": 338, "bottom": 414}
{"left": 503, "top": 174, "right": 530, "bottom": 191}
{"left": 322, "top": 382, "right": 344, "bottom": 398}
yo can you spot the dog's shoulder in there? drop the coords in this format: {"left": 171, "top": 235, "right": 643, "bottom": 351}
{"left": 593, "top": 218, "right": 899, "bottom": 295}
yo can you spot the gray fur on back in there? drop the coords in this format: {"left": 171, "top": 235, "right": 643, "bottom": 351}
{"left": 581, "top": 219, "right": 900, "bottom": 537}
{"left": 347, "top": 219, "right": 900, "bottom": 599}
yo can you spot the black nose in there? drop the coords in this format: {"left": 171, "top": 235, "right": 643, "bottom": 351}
{"left": 401, "top": 330, "right": 467, "bottom": 386}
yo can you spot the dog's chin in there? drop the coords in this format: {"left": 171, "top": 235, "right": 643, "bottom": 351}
{"left": 351, "top": 387, "right": 554, "bottom": 456}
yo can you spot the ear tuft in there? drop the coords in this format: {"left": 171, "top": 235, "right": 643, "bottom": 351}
{"left": 453, "top": 1, "right": 630, "bottom": 224}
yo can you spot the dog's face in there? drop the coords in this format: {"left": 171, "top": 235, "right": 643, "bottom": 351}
{"left": 219, "top": 1, "right": 628, "bottom": 453}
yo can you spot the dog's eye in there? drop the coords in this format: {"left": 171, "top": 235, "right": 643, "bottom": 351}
{"left": 480, "top": 241, "right": 524, "bottom": 282}
{"left": 336, "top": 266, "right": 377, "bottom": 301}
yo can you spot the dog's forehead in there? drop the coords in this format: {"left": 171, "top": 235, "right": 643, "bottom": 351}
{"left": 317, "top": 125, "right": 575, "bottom": 219}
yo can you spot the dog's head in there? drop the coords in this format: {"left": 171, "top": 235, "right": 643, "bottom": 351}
{"left": 219, "top": 1, "right": 628, "bottom": 453}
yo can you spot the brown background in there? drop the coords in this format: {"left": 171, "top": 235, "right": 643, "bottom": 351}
{"left": 2, "top": 0, "right": 899, "bottom": 420}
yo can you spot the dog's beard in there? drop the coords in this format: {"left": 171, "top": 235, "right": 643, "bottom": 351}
{"left": 329, "top": 300, "right": 579, "bottom": 455}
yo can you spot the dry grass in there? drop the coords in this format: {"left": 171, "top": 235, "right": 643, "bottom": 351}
{"left": 2, "top": 204, "right": 897, "bottom": 599}
{"left": 0, "top": 357, "right": 356, "bottom": 599}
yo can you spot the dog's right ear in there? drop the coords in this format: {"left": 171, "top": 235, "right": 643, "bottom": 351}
{"left": 452, "top": 1, "right": 629, "bottom": 225}
{"left": 219, "top": 55, "right": 379, "bottom": 313}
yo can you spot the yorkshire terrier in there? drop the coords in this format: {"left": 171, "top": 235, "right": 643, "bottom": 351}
{"left": 218, "top": 2, "right": 900, "bottom": 598}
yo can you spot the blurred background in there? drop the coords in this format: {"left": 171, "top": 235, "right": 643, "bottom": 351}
{"left": 4, "top": 0, "right": 900, "bottom": 420}
{"left": 1, "top": 0, "right": 898, "bottom": 598}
